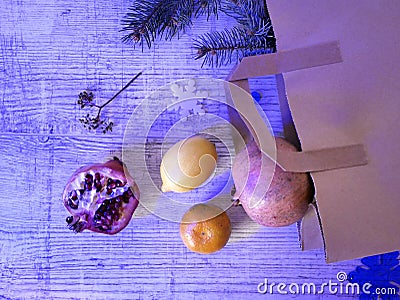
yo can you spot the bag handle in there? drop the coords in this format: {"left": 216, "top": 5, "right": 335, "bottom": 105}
{"left": 225, "top": 41, "right": 368, "bottom": 172}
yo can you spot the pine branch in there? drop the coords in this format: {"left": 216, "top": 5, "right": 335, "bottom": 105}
{"left": 222, "top": 0, "right": 273, "bottom": 36}
{"left": 194, "top": 27, "right": 246, "bottom": 67}
{"left": 162, "top": 0, "right": 195, "bottom": 40}
{"left": 194, "top": 26, "right": 274, "bottom": 67}
{"left": 120, "top": 0, "right": 276, "bottom": 67}
{"left": 121, "top": 0, "right": 195, "bottom": 48}
{"left": 121, "top": 1, "right": 164, "bottom": 47}
{"left": 193, "top": 0, "right": 276, "bottom": 67}
{"left": 222, "top": 0, "right": 266, "bottom": 24}
{"left": 194, "top": 0, "right": 221, "bottom": 20}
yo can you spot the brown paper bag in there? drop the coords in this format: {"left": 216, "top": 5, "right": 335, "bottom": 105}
{"left": 226, "top": 0, "right": 400, "bottom": 262}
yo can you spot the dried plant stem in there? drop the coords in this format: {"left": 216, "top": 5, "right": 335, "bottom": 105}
{"left": 94, "top": 71, "right": 144, "bottom": 121}
{"left": 78, "top": 70, "right": 144, "bottom": 133}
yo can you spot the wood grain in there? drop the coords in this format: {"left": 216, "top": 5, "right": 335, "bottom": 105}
{"left": 0, "top": 1, "right": 361, "bottom": 299}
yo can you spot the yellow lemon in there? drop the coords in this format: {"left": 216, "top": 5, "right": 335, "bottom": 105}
{"left": 160, "top": 136, "right": 218, "bottom": 193}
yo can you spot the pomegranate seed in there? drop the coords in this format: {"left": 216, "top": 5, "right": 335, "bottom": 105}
{"left": 100, "top": 225, "right": 109, "bottom": 231}
{"left": 94, "top": 180, "right": 102, "bottom": 192}
{"left": 112, "top": 213, "right": 119, "bottom": 222}
{"left": 122, "top": 192, "right": 130, "bottom": 203}
{"left": 85, "top": 183, "right": 92, "bottom": 191}
{"left": 68, "top": 199, "right": 79, "bottom": 209}
{"left": 97, "top": 203, "right": 106, "bottom": 213}
{"left": 70, "top": 190, "right": 78, "bottom": 200}
{"left": 115, "top": 197, "right": 122, "bottom": 208}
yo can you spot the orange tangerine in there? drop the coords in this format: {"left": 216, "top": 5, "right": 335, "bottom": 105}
{"left": 180, "top": 204, "right": 231, "bottom": 254}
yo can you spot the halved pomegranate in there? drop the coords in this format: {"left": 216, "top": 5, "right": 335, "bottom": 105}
{"left": 63, "top": 157, "right": 140, "bottom": 235}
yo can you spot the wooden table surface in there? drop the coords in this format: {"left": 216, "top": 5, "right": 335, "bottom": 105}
{"left": 0, "top": 1, "right": 364, "bottom": 299}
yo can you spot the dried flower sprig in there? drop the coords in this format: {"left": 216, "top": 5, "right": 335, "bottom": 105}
{"left": 78, "top": 71, "right": 143, "bottom": 133}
